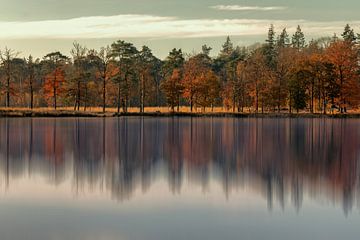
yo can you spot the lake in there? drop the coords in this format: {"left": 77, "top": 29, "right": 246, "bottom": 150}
{"left": 0, "top": 117, "right": 359, "bottom": 240}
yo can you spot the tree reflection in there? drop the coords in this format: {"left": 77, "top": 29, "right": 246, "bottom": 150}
{"left": 0, "top": 117, "right": 359, "bottom": 213}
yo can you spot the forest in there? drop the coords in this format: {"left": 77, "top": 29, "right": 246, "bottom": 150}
{"left": 0, "top": 24, "right": 360, "bottom": 114}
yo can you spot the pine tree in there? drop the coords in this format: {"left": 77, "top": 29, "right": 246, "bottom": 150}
{"left": 277, "top": 28, "right": 290, "bottom": 48}
{"left": 289, "top": 70, "right": 308, "bottom": 113}
{"left": 163, "top": 48, "right": 184, "bottom": 77}
{"left": 264, "top": 24, "right": 277, "bottom": 68}
{"left": 111, "top": 40, "right": 138, "bottom": 113}
{"left": 341, "top": 24, "right": 356, "bottom": 43}
{"left": 138, "top": 45, "right": 156, "bottom": 113}
{"left": 220, "top": 36, "right": 234, "bottom": 56}
{"left": 292, "top": 25, "right": 306, "bottom": 50}
{"left": 201, "top": 45, "right": 212, "bottom": 56}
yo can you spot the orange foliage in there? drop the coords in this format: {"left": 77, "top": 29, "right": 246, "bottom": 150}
{"left": 161, "top": 68, "right": 183, "bottom": 111}
{"left": 326, "top": 41, "right": 360, "bottom": 109}
{"left": 44, "top": 67, "right": 65, "bottom": 108}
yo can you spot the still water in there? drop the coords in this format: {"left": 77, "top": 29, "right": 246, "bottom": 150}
{"left": 0, "top": 117, "right": 359, "bottom": 240}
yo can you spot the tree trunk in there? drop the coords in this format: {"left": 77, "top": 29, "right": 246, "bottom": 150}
{"left": 76, "top": 80, "right": 80, "bottom": 111}
{"left": 84, "top": 83, "right": 88, "bottom": 111}
{"left": 255, "top": 92, "right": 259, "bottom": 113}
{"left": 289, "top": 90, "right": 292, "bottom": 114}
{"left": 6, "top": 73, "right": 10, "bottom": 108}
{"left": 190, "top": 94, "right": 193, "bottom": 112}
{"left": 277, "top": 78, "right": 281, "bottom": 113}
{"left": 177, "top": 94, "right": 180, "bottom": 112}
{"left": 309, "top": 80, "right": 314, "bottom": 113}
{"left": 340, "top": 68, "right": 344, "bottom": 113}
{"left": 232, "top": 95, "right": 236, "bottom": 113}
{"left": 30, "top": 77, "right": 33, "bottom": 109}
{"left": 124, "top": 75, "right": 128, "bottom": 113}
{"left": 117, "top": 81, "right": 121, "bottom": 114}
{"left": 140, "top": 74, "right": 145, "bottom": 113}
{"left": 103, "top": 73, "right": 106, "bottom": 113}
{"left": 54, "top": 71, "right": 57, "bottom": 110}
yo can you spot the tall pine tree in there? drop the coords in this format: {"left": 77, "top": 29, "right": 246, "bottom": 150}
{"left": 263, "top": 24, "right": 277, "bottom": 69}
{"left": 342, "top": 24, "right": 356, "bottom": 43}
{"left": 277, "top": 28, "right": 290, "bottom": 48}
{"left": 292, "top": 25, "right": 306, "bottom": 50}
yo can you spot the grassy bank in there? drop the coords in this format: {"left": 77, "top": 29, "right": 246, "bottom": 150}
{"left": 1, "top": 107, "right": 360, "bottom": 118}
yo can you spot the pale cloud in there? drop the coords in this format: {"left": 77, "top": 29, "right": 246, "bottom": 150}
{"left": 210, "top": 5, "right": 287, "bottom": 11}
{"left": 0, "top": 14, "right": 357, "bottom": 40}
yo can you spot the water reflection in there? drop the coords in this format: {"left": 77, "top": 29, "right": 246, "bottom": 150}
{"left": 0, "top": 117, "right": 359, "bottom": 214}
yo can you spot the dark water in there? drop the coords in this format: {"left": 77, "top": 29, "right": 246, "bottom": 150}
{"left": 0, "top": 117, "right": 359, "bottom": 240}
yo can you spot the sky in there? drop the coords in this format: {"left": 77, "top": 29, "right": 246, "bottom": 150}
{"left": 0, "top": 0, "right": 359, "bottom": 59}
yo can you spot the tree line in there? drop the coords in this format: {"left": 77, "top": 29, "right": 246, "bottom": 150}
{"left": 1, "top": 24, "right": 360, "bottom": 114}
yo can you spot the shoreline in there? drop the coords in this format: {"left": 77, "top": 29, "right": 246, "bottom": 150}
{"left": 1, "top": 109, "right": 360, "bottom": 118}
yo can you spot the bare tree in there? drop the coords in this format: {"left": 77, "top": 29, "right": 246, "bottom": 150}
{"left": 88, "top": 46, "right": 112, "bottom": 113}
{"left": 70, "top": 42, "right": 87, "bottom": 111}
{"left": 0, "top": 48, "right": 19, "bottom": 107}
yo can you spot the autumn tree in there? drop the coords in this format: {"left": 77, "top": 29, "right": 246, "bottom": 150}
{"left": 182, "top": 53, "right": 215, "bottom": 111}
{"left": 162, "top": 48, "right": 184, "bottom": 111}
{"left": 215, "top": 37, "right": 245, "bottom": 111}
{"left": 161, "top": 69, "right": 184, "bottom": 112}
{"left": 234, "top": 61, "right": 249, "bottom": 112}
{"left": 326, "top": 40, "right": 360, "bottom": 112}
{"left": 244, "top": 49, "right": 272, "bottom": 113}
{"left": 195, "top": 69, "right": 221, "bottom": 111}
{"left": 42, "top": 52, "right": 68, "bottom": 109}
{"left": 182, "top": 56, "right": 202, "bottom": 111}
{"left": 272, "top": 47, "right": 295, "bottom": 112}
{"left": 44, "top": 67, "right": 66, "bottom": 109}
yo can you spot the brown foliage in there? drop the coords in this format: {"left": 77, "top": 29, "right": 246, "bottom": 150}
{"left": 43, "top": 67, "right": 65, "bottom": 109}
{"left": 326, "top": 41, "right": 360, "bottom": 110}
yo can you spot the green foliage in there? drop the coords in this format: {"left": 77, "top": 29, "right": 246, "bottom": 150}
{"left": 263, "top": 24, "right": 277, "bottom": 68}
{"left": 220, "top": 36, "right": 234, "bottom": 57}
{"left": 277, "top": 28, "right": 290, "bottom": 48}
{"left": 292, "top": 25, "right": 306, "bottom": 49}
{"left": 162, "top": 48, "right": 184, "bottom": 77}
{"left": 289, "top": 70, "right": 308, "bottom": 112}
{"left": 342, "top": 24, "right": 357, "bottom": 43}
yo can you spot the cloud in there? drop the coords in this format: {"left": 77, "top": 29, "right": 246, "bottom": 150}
{"left": 0, "top": 14, "right": 357, "bottom": 40}
{"left": 210, "top": 5, "right": 287, "bottom": 11}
